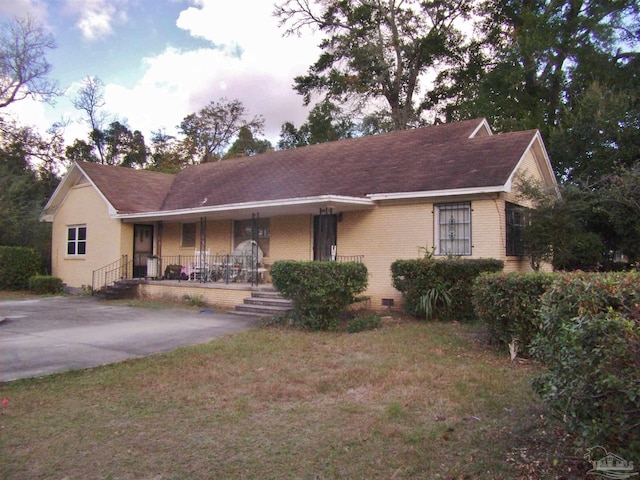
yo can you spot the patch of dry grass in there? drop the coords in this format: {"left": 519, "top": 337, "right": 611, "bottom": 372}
{"left": 0, "top": 316, "right": 586, "bottom": 479}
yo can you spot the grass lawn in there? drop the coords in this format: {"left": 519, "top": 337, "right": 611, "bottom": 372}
{"left": 0, "top": 313, "right": 587, "bottom": 479}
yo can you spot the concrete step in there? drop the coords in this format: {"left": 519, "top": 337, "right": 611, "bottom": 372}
{"left": 243, "top": 297, "right": 292, "bottom": 308}
{"left": 234, "top": 303, "right": 294, "bottom": 317}
{"left": 103, "top": 279, "right": 142, "bottom": 300}
{"left": 233, "top": 289, "right": 293, "bottom": 318}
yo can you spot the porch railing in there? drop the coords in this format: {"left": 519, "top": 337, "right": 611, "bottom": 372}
{"left": 92, "top": 255, "right": 132, "bottom": 293}
{"left": 154, "top": 253, "right": 266, "bottom": 285}
{"left": 335, "top": 255, "right": 364, "bottom": 263}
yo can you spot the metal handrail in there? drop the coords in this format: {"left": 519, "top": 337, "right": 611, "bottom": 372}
{"left": 91, "top": 255, "right": 131, "bottom": 293}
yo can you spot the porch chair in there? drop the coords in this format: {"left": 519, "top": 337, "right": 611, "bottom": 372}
{"left": 191, "top": 250, "right": 211, "bottom": 282}
{"left": 232, "top": 240, "right": 266, "bottom": 283}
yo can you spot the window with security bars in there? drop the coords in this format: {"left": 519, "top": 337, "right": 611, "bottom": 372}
{"left": 67, "top": 225, "right": 86, "bottom": 256}
{"left": 436, "top": 203, "right": 471, "bottom": 255}
{"left": 506, "top": 202, "right": 528, "bottom": 256}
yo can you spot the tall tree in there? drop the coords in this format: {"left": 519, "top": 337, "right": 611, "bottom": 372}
{"left": 275, "top": 0, "right": 474, "bottom": 130}
{"left": 148, "top": 130, "right": 188, "bottom": 173}
{"left": 224, "top": 126, "right": 272, "bottom": 159}
{"left": 0, "top": 15, "right": 59, "bottom": 108}
{"left": 278, "top": 100, "right": 357, "bottom": 149}
{"left": 178, "top": 98, "right": 264, "bottom": 163}
{"left": 72, "top": 76, "right": 109, "bottom": 163}
{"left": 431, "top": 0, "right": 640, "bottom": 136}
{"left": 103, "top": 121, "right": 149, "bottom": 167}
{"left": 0, "top": 119, "right": 65, "bottom": 270}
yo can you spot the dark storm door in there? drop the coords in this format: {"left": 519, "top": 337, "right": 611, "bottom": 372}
{"left": 313, "top": 212, "right": 337, "bottom": 261}
{"left": 133, "top": 224, "right": 153, "bottom": 278}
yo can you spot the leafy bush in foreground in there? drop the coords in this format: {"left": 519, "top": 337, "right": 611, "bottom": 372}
{"left": 473, "top": 272, "right": 555, "bottom": 357}
{"left": 270, "top": 261, "right": 368, "bottom": 330}
{"left": 531, "top": 271, "right": 640, "bottom": 457}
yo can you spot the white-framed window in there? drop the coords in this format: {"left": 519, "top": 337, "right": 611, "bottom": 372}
{"left": 436, "top": 202, "right": 471, "bottom": 255}
{"left": 67, "top": 225, "right": 87, "bottom": 256}
{"left": 181, "top": 223, "right": 196, "bottom": 248}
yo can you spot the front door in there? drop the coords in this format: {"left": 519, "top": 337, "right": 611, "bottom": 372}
{"left": 313, "top": 212, "right": 337, "bottom": 261}
{"left": 133, "top": 224, "right": 153, "bottom": 278}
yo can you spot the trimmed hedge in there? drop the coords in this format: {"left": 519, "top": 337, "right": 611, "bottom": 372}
{"left": 28, "top": 275, "right": 64, "bottom": 295}
{"left": 473, "top": 272, "right": 555, "bottom": 357}
{"left": 531, "top": 271, "right": 640, "bottom": 457}
{"left": 270, "top": 261, "right": 368, "bottom": 330}
{"left": 391, "top": 258, "right": 503, "bottom": 321}
{"left": 0, "top": 246, "right": 41, "bottom": 290}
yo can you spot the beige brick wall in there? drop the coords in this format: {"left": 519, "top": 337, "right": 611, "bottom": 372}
{"left": 51, "top": 184, "right": 124, "bottom": 288}
{"left": 139, "top": 283, "right": 249, "bottom": 310}
{"left": 339, "top": 205, "right": 432, "bottom": 309}
{"left": 269, "top": 215, "right": 312, "bottom": 262}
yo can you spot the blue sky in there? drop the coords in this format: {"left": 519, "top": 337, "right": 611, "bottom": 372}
{"left": 1, "top": 0, "right": 321, "bottom": 145}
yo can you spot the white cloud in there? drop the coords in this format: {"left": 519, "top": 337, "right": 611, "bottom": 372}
{"left": 63, "top": 0, "right": 129, "bottom": 41}
{"left": 102, "top": 0, "right": 321, "bottom": 143}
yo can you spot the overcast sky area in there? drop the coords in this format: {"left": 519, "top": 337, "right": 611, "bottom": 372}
{"left": 0, "top": 0, "right": 322, "bottom": 146}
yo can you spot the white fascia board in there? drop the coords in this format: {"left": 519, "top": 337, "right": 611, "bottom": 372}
{"left": 469, "top": 118, "right": 493, "bottom": 138}
{"left": 505, "top": 131, "right": 559, "bottom": 195}
{"left": 113, "top": 195, "right": 376, "bottom": 221}
{"left": 367, "top": 185, "right": 506, "bottom": 201}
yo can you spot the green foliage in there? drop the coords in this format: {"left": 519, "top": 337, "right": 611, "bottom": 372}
{"left": 0, "top": 246, "right": 41, "bottom": 290}
{"left": 418, "top": 286, "right": 452, "bottom": 321}
{"left": 346, "top": 313, "right": 382, "bottom": 333}
{"left": 270, "top": 261, "right": 368, "bottom": 331}
{"left": 178, "top": 98, "right": 264, "bottom": 163}
{"left": 473, "top": 272, "right": 555, "bottom": 356}
{"left": 530, "top": 272, "right": 640, "bottom": 456}
{"left": 182, "top": 294, "right": 204, "bottom": 307}
{"left": 28, "top": 275, "right": 63, "bottom": 295}
{"left": 391, "top": 258, "right": 503, "bottom": 321}
{"left": 275, "top": 0, "right": 474, "bottom": 129}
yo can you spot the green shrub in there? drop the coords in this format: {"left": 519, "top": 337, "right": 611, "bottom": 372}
{"left": 347, "top": 313, "right": 382, "bottom": 333}
{"left": 0, "top": 246, "right": 41, "bottom": 290}
{"left": 28, "top": 275, "right": 64, "bottom": 295}
{"left": 391, "top": 258, "right": 503, "bottom": 321}
{"left": 473, "top": 272, "right": 555, "bottom": 357}
{"left": 530, "top": 271, "right": 640, "bottom": 457}
{"left": 270, "top": 261, "right": 368, "bottom": 331}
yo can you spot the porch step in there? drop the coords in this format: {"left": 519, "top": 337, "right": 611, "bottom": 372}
{"left": 103, "top": 279, "right": 143, "bottom": 300}
{"left": 232, "top": 290, "right": 293, "bottom": 318}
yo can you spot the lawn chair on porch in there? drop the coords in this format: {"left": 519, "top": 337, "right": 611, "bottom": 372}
{"left": 191, "top": 250, "right": 211, "bottom": 282}
{"left": 232, "top": 240, "right": 266, "bottom": 283}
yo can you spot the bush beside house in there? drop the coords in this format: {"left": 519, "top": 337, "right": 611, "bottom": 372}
{"left": 28, "top": 275, "right": 64, "bottom": 295}
{"left": 270, "top": 261, "right": 368, "bottom": 331}
{"left": 391, "top": 258, "right": 504, "bottom": 321}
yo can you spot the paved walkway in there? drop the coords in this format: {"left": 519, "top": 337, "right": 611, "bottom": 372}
{"left": 0, "top": 296, "right": 258, "bottom": 382}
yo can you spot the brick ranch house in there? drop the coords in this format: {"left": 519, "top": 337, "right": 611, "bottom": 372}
{"left": 41, "top": 118, "right": 557, "bottom": 311}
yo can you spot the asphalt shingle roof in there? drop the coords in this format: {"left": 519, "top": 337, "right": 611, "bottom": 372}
{"left": 76, "top": 118, "right": 538, "bottom": 214}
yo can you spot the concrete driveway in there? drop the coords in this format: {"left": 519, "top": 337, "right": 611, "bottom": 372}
{"left": 0, "top": 295, "right": 258, "bottom": 382}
